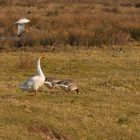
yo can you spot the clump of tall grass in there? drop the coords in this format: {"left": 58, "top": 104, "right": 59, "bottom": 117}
{"left": 0, "top": 0, "right": 11, "bottom": 6}
{"left": 17, "top": 54, "right": 35, "bottom": 70}
{"left": 120, "top": 2, "right": 134, "bottom": 7}
{"left": 135, "top": 2, "right": 140, "bottom": 8}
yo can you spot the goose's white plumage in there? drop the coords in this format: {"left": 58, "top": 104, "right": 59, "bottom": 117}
{"left": 20, "top": 57, "right": 45, "bottom": 95}
{"left": 16, "top": 18, "right": 30, "bottom": 36}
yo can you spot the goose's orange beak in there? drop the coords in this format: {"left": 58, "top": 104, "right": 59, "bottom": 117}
{"left": 39, "top": 56, "right": 45, "bottom": 59}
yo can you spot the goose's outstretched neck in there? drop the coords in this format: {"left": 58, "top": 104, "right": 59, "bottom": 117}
{"left": 36, "top": 58, "right": 44, "bottom": 77}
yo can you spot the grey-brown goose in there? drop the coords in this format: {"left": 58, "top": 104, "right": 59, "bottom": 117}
{"left": 44, "top": 77, "right": 61, "bottom": 89}
{"left": 56, "top": 79, "right": 79, "bottom": 94}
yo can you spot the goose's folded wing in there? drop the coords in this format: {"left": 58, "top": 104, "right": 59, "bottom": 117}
{"left": 45, "top": 77, "right": 61, "bottom": 84}
{"left": 56, "top": 84, "right": 69, "bottom": 91}
{"left": 20, "top": 77, "right": 33, "bottom": 88}
{"left": 20, "top": 76, "right": 38, "bottom": 88}
{"left": 57, "top": 80, "right": 73, "bottom": 85}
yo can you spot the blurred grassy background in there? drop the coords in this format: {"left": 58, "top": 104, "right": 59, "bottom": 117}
{"left": 0, "top": 0, "right": 140, "bottom": 50}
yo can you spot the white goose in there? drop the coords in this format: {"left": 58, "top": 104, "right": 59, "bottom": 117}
{"left": 20, "top": 56, "right": 45, "bottom": 96}
{"left": 16, "top": 18, "right": 30, "bottom": 37}
{"left": 56, "top": 80, "right": 79, "bottom": 94}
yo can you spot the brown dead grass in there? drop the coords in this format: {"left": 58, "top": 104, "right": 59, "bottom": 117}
{"left": 29, "top": 125, "right": 68, "bottom": 140}
{"left": 0, "top": 0, "right": 140, "bottom": 49}
{"left": 0, "top": 44, "right": 139, "bottom": 139}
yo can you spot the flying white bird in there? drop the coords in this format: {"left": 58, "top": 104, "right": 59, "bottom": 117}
{"left": 20, "top": 56, "right": 45, "bottom": 96}
{"left": 16, "top": 18, "right": 30, "bottom": 37}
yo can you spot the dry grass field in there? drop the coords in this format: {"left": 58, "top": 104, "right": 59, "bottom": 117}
{"left": 0, "top": 44, "right": 140, "bottom": 140}
{"left": 0, "top": 0, "right": 140, "bottom": 49}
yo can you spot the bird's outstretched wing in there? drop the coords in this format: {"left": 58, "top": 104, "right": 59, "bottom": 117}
{"left": 16, "top": 18, "right": 30, "bottom": 24}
